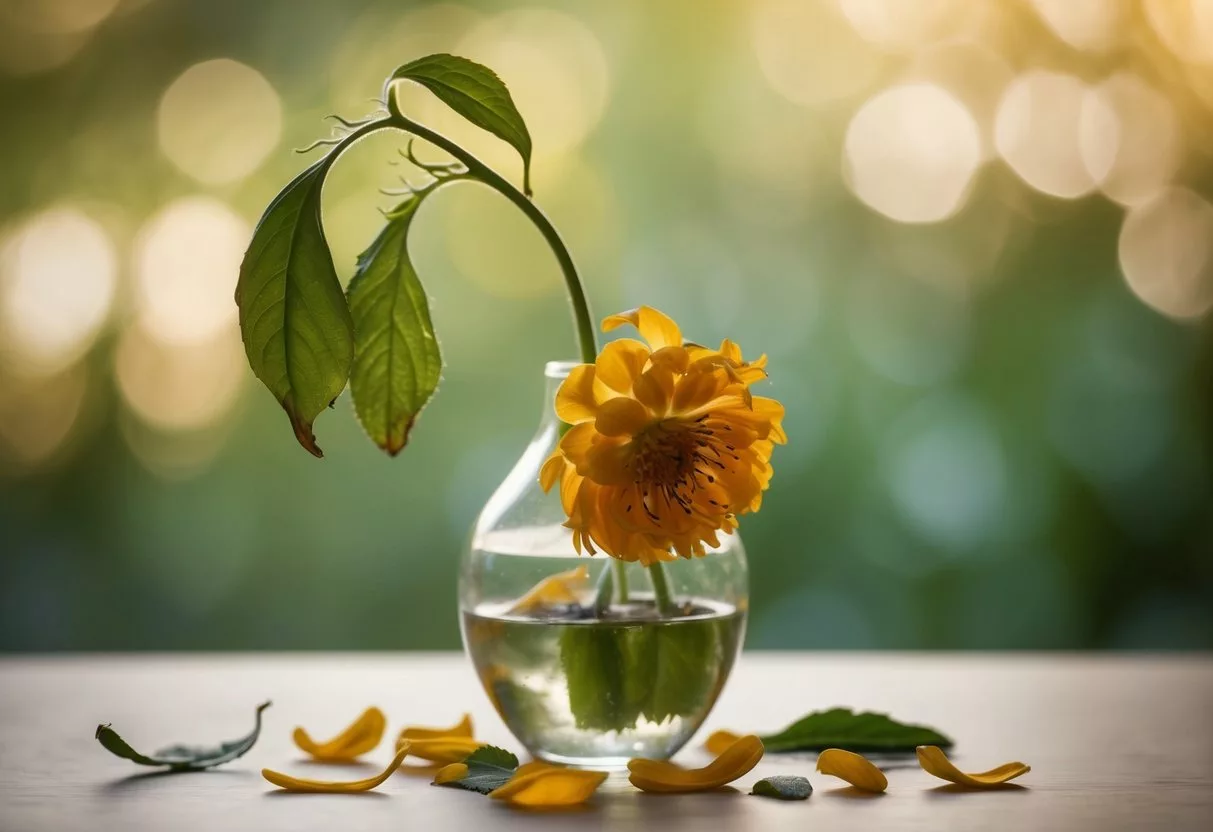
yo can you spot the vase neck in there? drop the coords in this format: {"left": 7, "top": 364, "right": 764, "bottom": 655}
{"left": 539, "top": 360, "right": 578, "bottom": 433}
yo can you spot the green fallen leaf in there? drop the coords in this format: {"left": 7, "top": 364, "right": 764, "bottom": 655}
{"left": 386, "top": 54, "right": 534, "bottom": 195}
{"left": 435, "top": 745, "right": 519, "bottom": 794}
{"left": 761, "top": 708, "right": 952, "bottom": 753}
{"left": 751, "top": 775, "right": 813, "bottom": 800}
{"left": 346, "top": 194, "right": 442, "bottom": 455}
{"left": 96, "top": 701, "right": 271, "bottom": 771}
{"left": 236, "top": 153, "right": 354, "bottom": 458}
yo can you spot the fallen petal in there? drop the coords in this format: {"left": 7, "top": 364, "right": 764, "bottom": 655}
{"left": 816, "top": 748, "right": 888, "bottom": 793}
{"left": 432, "top": 763, "right": 469, "bottom": 785}
{"left": 704, "top": 729, "right": 742, "bottom": 756}
{"left": 262, "top": 745, "right": 410, "bottom": 793}
{"left": 489, "top": 766, "right": 608, "bottom": 807}
{"left": 509, "top": 565, "right": 590, "bottom": 614}
{"left": 292, "top": 706, "right": 386, "bottom": 761}
{"left": 399, "top": 713, "right": 474, "bottom": 742}
{"left": 916, "top": 745, "right": 1030, "bottom": 788}
{"left": 629, "top": 734, "right": 764, "bottom": 793}
{"left": 401, "top": 736, "right": 485, "bottom": 764}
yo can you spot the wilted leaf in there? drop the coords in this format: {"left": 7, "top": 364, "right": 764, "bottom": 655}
{"left": 346, "top": 196, "right": 442, "bottom": 455}
{"left": 236, "top": 156, "right": 353, "bottom": 458}
{"left": 96, "top": 701, "right": 271, "bottom": 771}
{"left": 387, "top": 54, "right": 533, "bottom": 195}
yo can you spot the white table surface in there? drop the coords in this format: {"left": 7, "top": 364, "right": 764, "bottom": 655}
{"left": 1, "top": 652, "right": 1210, "bottom": 831}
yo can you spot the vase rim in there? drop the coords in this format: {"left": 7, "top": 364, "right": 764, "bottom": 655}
{"left": 545, "top": 360, "right": 579, "bottom": 379}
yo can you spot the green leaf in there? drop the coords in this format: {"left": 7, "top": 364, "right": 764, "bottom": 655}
{"left": 236, "top": 157, "right": 353, "bottom": 458}
{"left": 760, "top": 708, "right": 953, "bottom": 753}
{"left": 643, "top": 620, "right": 722, "bottom": 724}
{"left": 95, "top": 701, "right": 271, "bottom": 771}
{"left": 436, "top": 745, "right": 519, "bottom": 795}
{"left": 387, "top": 54, "right": 534, "bottom": 196}
{"left": 751, "top": 775, "right": 813, "bottom": 800}
{"left": 346, "top": 196, "right": 442, "bottom": 455}
{"left": 561, "top": 625, "right": 638, "bottom": 732}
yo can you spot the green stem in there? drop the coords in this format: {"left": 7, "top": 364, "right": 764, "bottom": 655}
{"left": 385, "top": 103, "right": 642, "bottom": 606}
{"left": 648, "top": 561, "right": 675, "bottom": 617}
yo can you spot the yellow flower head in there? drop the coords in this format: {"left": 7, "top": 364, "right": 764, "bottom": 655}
{"left": 539, "top": 306, "right": 786, "bottom": 565}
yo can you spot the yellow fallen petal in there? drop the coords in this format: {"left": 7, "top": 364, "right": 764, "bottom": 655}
{"left": 628, "top": 734, "right": 764, "bottom": 793}
{"left": 816, "top": 749, "right": 888, "bottom": 793}
{"left": 432, "top": 763, "right": 468, "bottom": 785}
{"left": 262, "top": 745, "right": 410, "bottom": 793}
{"left": 398, "top": 713, "right": 475, "bottom": 743}
{"left": 508, "top": 565, "right": 589, "bottom": 614}
{"left": 489, "top": 765, "right": 608, "bottom": 807}
{"left": 401, "top": 736, "right": 485, "bottom": 764}
{"left": 704, "top": 729, "right": 742, "bottom": 756}
{"left": 292, "top": 706, "right": 386, "bottom": 761}
{"left": 916, "top": 745, "right": 1030, "bottom": 788}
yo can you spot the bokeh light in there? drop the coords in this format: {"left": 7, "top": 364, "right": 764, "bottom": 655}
{"left": 1118, "top": 187, "right": 1213, "bottom": 319}
{"left": 1144, "top": 0, "right": 1213, "bottom": 64}
{"left": 114, "top": 324, "right": 245, "bottom": 432}
{"left": 995, "top": 71, "right": 1095, "bottom": 199}
{"left": 750, "top": 0, "right": 886, "bottom": 107}
{"left": 837, "top": 0, "right": 968, "bottom": 52}
{"left": 0, "top": 208, "right": 117, "bottom": 375}
{"left": 843, "top": 83, "right": 981, "bottom": 223}
{"left": 0, "top": 366, "right": 88, "bottom": 470}
{"left": 157, "top": 59, "right": 283, "bottom": 185}
{"left": 1028, "top": 0, "right": 1128, "bottom": 52}
{"left": 133, "top": 197, "right": 251, "bottom": 346}
{"left": 1080, "top": 73, "right": 1181, "bottom": 207}
{"left": 900, "top": 42, "right": 1013, "bottom": 161}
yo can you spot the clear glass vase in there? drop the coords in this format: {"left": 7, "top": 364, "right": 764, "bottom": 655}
{"left": 459, "top": 360, "right": 749, "bottom": 768}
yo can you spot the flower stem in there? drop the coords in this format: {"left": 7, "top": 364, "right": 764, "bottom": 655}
{"left": 386, "top": 105, "right": 639, "bottom": 606}
{"left": 648, "top": 561, "right": 676, "bottom": 617}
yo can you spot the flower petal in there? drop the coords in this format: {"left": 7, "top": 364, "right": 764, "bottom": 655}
{"left": 262, "top": 745, "right": 410, "bottom": 793}
{"left": 594, "top": 338, "right": 649, "bottom": 394}
{"left": 488, "top": 765, "right": 608, "bottom": 807}
{"left": 632, "top": 366, "right": 674, "bottom": 415}
{"left": 292, "top": 706, "right": 386, "bottom": 762}
{"left": 816, "top": 748, "right": 888, "bottom": 793}
{"left": 400, "top": 736, "right": 485, "bottom": 764}
{"left": 508, "top": 565, "right": 589, "bottom": 614}
{"left": 595, "top": 396, "right": 651, "bottom": 437}
{"left": 602, "top": 306, "right": 682, "bottom": 351}
{"left": 554, "top": 365, "right": 598, "bottom": 424}
{"left": 704, "top": 729, "right": 742, "bottom": 756}
{"left": 628, "top": 734, "right": 764, "bottom": 793}
{"left": 432, "top": 763, "right": 469, "bottom": 785}
{"left": 916, "top": 745, "right": 1030, "bottom": 788}
{"left": 539, "top": 453, "right": 565, "bottom": 493}
{"left": 398, "top": 713, "right": 475, "bottom": 742}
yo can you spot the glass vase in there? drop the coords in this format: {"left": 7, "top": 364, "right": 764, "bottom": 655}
{"left": 459, "top": 361, "right": 748, "bottom": 768}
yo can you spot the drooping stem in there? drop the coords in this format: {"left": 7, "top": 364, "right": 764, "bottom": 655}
{"left": 385, "top": 101, "right": 640, "bottom": 604}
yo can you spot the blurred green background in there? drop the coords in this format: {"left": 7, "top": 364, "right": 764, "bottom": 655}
{"left": 1, "top": 0, "right": 1211, "bottom": 651}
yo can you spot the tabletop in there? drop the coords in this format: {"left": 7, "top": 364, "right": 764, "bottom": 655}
{"left": 1, "top": 652, "right": 1210, "bottom": 831}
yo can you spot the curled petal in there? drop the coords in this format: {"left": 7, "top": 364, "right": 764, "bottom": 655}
{"left": 916, "top": 746, "right": 1030, "bottom": 788}
{"left": 400, "top": 736, "right": 485, "bottom": 764}
{"left": 262, "top": 745, "right": 410, "bottom": 793}
{"left": 489, "top": 765, "right": 608, "bottom": 807}
{"left": 555, "top": 365, "right": 598, "bottom": 424}
{"left": 539, "top": 453, "right": 564, "bottom": 492}
{"left": 602, "top": 306, "right": 682, "bottom": 351}
{"left": 704, "top": 729, "right": 742, "bottom": 756}
{"left": 398, "top": 713, "right": 475, "bottom": 742}
{"left": 292, "top": 706, "right": 386, "bottom": 762}
{"left": 628, "top": 734, "right": 764, "bottom": 793}
{"left": 816, "top": 749, "right": 888, "bottom": 793}
{"left": 594, "top": 338, "right": 649, "bottom": 394}
{"left": 508, "top": 565, "right": 589, "bottom": 614}
{"left": 595, "top": 396, "right": 651, "bottom": 437}
{"left": 632, "top": 366, "right": 674, "bottom": 415}
{"left": 432, "top": 763, "right": 469, "bottom": 785}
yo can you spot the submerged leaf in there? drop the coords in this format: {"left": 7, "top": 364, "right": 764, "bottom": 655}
{"left": 346, "top": 195, "right": 442, "bottom": 455}
{"left": 262, "top": 745, "right": 410, "bottom": 793}
{"left": 96, "top": 701, "right": 271, "bottom": 771}
{"left": 717, "top": 708, "right": 952, "bottom": 754}
{"left": 916, "top": 745, "right": 1030, "bottom": 788}
{"left": 489, "top": 764, "right": 608, "bottom": 808}
{"left": 628, "top": 734, "right": 764, "bottom": 794}
{"left": 387, "top": 54, "right": 534, "bottom": 195}
{"left": 432, "top": 745, "right": 519, "bottom": 794}
{"left": 751, "top": 775, "right": 813, "bottom": 800}
{"left": 293, "top": 706, "right": 385, "bottom": 761}
{"left": 236, "top": 156, "right": 354, "bottom": 458}
{"left": 816, "top": 748, "right": 888, "bottom": 793}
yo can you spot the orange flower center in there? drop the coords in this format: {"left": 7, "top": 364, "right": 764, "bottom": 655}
{"left": 631, "top": 416, "right": 731, "bottom": 517}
